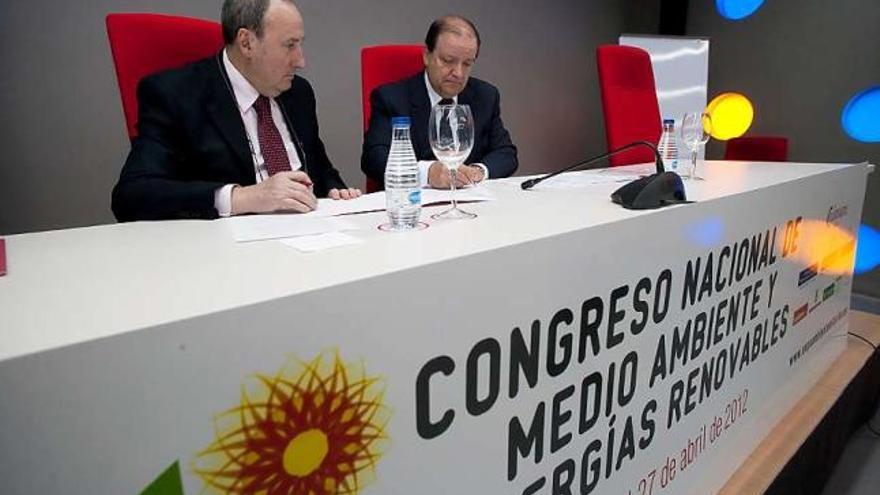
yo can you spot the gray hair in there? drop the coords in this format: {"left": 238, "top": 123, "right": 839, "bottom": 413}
{"left": 221, "top": 0, "right": 295, "bottom": 45}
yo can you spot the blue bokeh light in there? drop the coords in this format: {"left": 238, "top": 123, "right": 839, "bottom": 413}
{"left": 842, "top": 86, "right": 880, "bottom": 143}
{"left": 685, "top": 217, "right": 725, "bottom": 247}
{"left": 855, "top": 224, "right": 880, "bottom": 274}
{"left": 716, "top": 0, "right": 766, "bottom": 20}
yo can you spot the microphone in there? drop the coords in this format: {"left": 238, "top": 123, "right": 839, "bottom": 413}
{"left": 521, "top": 141, "right": 690, "bottom": 210}
{"left": 520, "top": 141, "right": 664, "bottom": 190}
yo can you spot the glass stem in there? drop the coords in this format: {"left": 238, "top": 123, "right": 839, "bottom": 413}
{"left": 450, "top": 168, "right": 458, "bottom": 210}
{"left": 691, "top": 149, "right": 698, "bottom": 175}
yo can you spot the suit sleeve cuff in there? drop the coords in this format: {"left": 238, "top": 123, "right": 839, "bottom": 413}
{"left": 418, "top": 160, "right": 434, "bottom": 188}
{"left": 214, "top": 184, "right": 236, "bottom": 217}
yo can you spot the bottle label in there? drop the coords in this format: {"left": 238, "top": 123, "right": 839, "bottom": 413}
{"left": 408, "top": 190, "right": 421, "bottom": 205}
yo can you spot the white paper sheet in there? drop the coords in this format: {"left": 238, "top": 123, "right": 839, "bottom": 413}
{"left": 534, "top": 170, "right": 643, "bottom": 189}
{"left": 227, "top": 215, "right": 357, "bottom": 242}
{"left": 423, "top": 184, "right": 496, "bottom": 204}
{"left": 309, "top": 192, "right": 387, "bottom": 218}
{"left": 306, "top": 185, "right": 496, "bottom": 218}
{"left": 279, "top": 232, "right": 364, "bottom": 253}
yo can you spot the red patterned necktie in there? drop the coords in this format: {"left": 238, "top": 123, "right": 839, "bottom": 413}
{"left": 253, "top": 95, "right": 292, "bottom": 176}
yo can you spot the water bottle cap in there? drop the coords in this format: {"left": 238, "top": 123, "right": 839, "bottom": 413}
{"left": 391, "top": 116, "right": 411, "bottom": 127}
{"left": 663, "top": 119, "right": 675, "bottom": 125}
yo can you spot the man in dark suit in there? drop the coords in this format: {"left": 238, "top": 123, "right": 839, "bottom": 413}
{"left": 112, "top": 0, "right": 361, "bottom": 221}
{"left": 361, "top": 15, "right": 518, "bottom": 189}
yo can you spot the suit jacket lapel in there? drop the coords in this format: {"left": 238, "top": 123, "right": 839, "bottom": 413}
{"left": 408, "top": 74, "right": 433, "bottom": 159}
{"left": 204, "top": 53, "right": 253, "bottom": 179}
{"left": 276, "top": 92, "right": 308, "bottom": 173}
{"left": 455, "top": 82, "right": 478, "bottom": 163}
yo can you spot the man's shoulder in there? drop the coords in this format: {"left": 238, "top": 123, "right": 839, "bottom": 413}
{"left": 277, "top": 75, "right": 316, "bottom": 109}
{"left": 374, "top": 72, "right": 423, "bottom": 97}
{"left": 288, "top": 75, "right": 315, "bottom": 96}
{"left": 139, "top": 55, "right": 217, "bottom": 96}
{"left": 465, "top": 77, "right": 500, "bottom": 98}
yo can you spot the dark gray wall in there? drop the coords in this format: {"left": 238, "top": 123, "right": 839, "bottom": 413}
{"left": 3, "top": 0, "right": 875, "bottom": 296}
{"left": 0, "top": 0, "right": 624, "bottom": 234}
{"left": 687, "top": 0, "right": 880, "bottom": 298}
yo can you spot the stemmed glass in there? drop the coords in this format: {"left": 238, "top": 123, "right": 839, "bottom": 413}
{"left": 429, "top": 103, "right": 476, "bottom": 220}
{"left": 680, "top": 112, "right": 712, "bottom": 180}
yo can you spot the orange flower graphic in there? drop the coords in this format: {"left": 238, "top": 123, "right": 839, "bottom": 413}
{"left": 193, "top": 352, "right": 389, "bottom": 494}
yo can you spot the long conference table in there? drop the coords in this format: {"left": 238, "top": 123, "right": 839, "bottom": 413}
{"left": 0, "top": 160, "right": 873, "bottom": 495}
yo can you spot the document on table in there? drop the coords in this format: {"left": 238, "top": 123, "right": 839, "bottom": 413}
{"left": 308, "top": 185, "right": 496, "bottom": 218}
{"left": 226, "top": 215, "right": 357, "bottom": 242}
{"left": 424, "top": 185, "right": 496, "bottom": 204}
{"left": 279, "top": 232, "right": 364, "bottom": 253}
{"left": 309, "top": 192, "right": 387, "bottom": 217}
{"left": 534, "top": 169, "right": 643, "bottom": 189}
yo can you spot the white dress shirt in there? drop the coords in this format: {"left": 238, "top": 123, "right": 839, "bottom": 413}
{"left": 214, "top": 49, "right": 303, "bottom": 216}
{"left": 421, "top": 72, "right": 489, "bottom": 187}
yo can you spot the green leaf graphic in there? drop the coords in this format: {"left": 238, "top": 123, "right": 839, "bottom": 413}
{"left": 140, "top": 461, "right": 184, "bottom": 495}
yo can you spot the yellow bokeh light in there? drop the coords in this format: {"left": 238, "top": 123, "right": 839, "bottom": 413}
{"left": 706, "top": 92, "right": 754, "bottom": 140}
{"left": 790, "top": 220, "right": 856, "bottom": 277}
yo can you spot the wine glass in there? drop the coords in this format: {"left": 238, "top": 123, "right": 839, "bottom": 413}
{"left": 680, "top": 112, "right": 712, "bottom": 180}
{"left": 428, "top": 103, "right": 476, "bottom": 220}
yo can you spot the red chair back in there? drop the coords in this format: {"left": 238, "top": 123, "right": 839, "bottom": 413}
{"left": 361, "top": 44, "right": 424, "bottom": 191}
{"left": 361, "top": 45, "right": 425, "bottom": 129}
{"left": 0, "top": 238, "right": 6, "bottom": 277}
{"left": 106, "top": 13, "right": 223, "bottom": 139}
{"left": 724, "top": 136, "right": 789, "bottom": 162}
{"left": 596, "top": 45, "right": 662, "bottom": 167}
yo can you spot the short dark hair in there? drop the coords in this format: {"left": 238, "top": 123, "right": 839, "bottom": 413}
{"left": 425, "top": 15, "right": 481, "bottom": 57}
{"left": 221, "top": 0, "right": 295, "bottom": 45}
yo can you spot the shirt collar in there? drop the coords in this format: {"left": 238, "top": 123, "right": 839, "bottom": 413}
{"left": 223, "top": 49, "right": 261, "bottom": 112}
{"left": 423, "top": 71, "right": 457, "bottom": 107}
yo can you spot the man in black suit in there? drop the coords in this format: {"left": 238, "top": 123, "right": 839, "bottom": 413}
{"left": 361, "top": 16, "right": 518, "bottom": 189}
{"left": 112, "top": 0, "right": 361, "bottom": 221}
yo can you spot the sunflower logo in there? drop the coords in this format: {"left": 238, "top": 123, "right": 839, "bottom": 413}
{"left": 193, "top": 352, "right": 389, "bottom": 494}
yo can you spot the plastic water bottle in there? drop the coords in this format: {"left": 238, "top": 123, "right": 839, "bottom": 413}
{"left": 657, "top": 118, "right": 679, "bottom": 171}
{"left": 384, "top": 116, "right": 421, "bottom": 230}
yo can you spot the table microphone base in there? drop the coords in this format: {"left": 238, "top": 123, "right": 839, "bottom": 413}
{"left": 611, "top": 171, "right": 689, "bottom": 210}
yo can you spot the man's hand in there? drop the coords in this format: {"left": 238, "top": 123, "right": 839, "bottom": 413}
{"left": 231, "top": 171, "right": 317, "bottom": 214}
{"left": 427, "top": 162, "right": 485, "bottom": 189}
{"left": 456, "top": 164, "right": 486, "bottom": 187}
{"left": 328, "top": 188, "right": 363, "bottom": 200}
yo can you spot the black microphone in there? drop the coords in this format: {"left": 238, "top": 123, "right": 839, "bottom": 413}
{"left": 520, "top": 141, "right": 664, "bottom": 190}
{"left": 521, "top": 140, "right": 690, "bottom": 210}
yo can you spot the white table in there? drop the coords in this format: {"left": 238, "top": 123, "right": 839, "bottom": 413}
{"left": 0, "top": 161, "right": 872, "bottom": 495}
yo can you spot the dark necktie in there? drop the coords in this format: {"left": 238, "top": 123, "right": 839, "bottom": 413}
{"left": 439, "top": 98, "right": 454, "bottom": 105}
{"left": 253, "top": 96, "right": 292, "bottom": 176}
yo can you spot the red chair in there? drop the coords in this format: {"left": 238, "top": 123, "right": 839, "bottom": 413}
{"left": 106, "top": 13, "right": 223, "bottom": 139}
{"left": 724, "top": 136, "right": 788, "bottom": 162}
{"left": 596, "top": 45, "right": 662, "bottom": 167}
{"left": 361, "top": 44, "right": 425, "bottom": 192}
